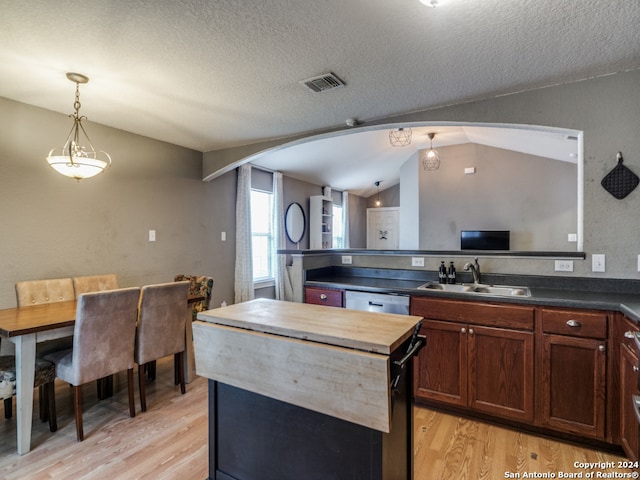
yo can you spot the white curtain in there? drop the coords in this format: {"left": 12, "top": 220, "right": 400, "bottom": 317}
{"left": 274, "top": 172, "right": 293, "bottom": 301}
{"left": 342, "top": 191, "right": 350, "bottom": 248}
{"left": 234, "top": 164, "right": 254, "bottom": 303}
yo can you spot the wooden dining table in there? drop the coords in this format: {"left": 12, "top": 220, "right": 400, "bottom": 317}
{"left": 0, "top": 294, "right": 203, "bottom": 455}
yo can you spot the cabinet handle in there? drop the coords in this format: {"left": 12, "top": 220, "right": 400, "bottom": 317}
{"left": 624, "top": 331, "right": 636, "bottom": 339}
{"left": 566, "top": 319, "right": 581, "bottom": 328}
{"left": 598, "top": 344, "right": 605, "bottom": 352}
{"left": 633, "top": 366, "right": 639, "bottom": 372}
{"left": 469, "top": 328, "right": 474, "bottom": 335}
{"left": 461, "top": 327, "right": 466, "bottom": 334}
{"left": 319, "top": 294, "right": 327, "bottom": 300}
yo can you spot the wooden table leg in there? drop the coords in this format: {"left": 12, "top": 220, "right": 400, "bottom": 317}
{"left": 11, "top": 333, "right": 36, "bottom": 455}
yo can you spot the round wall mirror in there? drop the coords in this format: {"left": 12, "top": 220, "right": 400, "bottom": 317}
{"left": 285, "top": 202, "right": 305, "bottom": 244}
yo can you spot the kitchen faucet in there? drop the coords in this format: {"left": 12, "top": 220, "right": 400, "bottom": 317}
{"left": 463, "top": 257, "right": 481, "bottom": 284}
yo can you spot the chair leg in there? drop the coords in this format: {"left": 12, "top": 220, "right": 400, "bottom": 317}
{"left": 176, "top": 351, "right": 186, "bottom": 395}
{"left": 73, "top": 385, "right": 84, "bottom": 441}
{"left": 97, "top": 378, "right": 104, "bottom": 400}
{"left": 138, "top": 364, "right": 147, "bottom": 413}
{"left": 127, "top": 368, "right": 135, "bottom": 418}
{"left": 97, "top": 375, "right": 114, "bottom": 400}
{"left": 4, "top": 397, "right": 12, "bottom": 419}
{"left": 174, "top": 355, "right": 179, "bottom": 385}
{"left": 39, "top": 385, "right": 48, "bottom": 421}
{"left": 146, "top": 361, "right": 156, "bottom": 381}
{"left": 46, "top": 382, "right": 57, "bottom": 432}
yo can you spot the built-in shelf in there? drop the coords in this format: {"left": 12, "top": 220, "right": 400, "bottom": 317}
{"left": 309, "top": 195, "right": 334, "bottom": 249}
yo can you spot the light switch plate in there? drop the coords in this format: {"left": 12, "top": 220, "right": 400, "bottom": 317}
{"left": 148, "top": 230, "right": 156, "bottom": 242}
{"left": 592, "top": 254, "right": 605, "bottom": 272}
{"left": 341, "top": 255, "right": 352, "bottom": 265}
{"left": 411, "top": 257, "right": 425, "bottom": 267}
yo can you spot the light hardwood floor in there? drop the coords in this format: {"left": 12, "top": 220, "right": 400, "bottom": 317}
{"left": 0, "top": 358, "right": 632, "bottom": 479}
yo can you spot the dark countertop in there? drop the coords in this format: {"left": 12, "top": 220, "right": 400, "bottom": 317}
{"left": 304, "top": 267, "right": 640, "bottom": 324}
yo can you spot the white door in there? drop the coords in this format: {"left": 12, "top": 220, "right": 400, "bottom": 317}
{"left": 367, "top": 208, "right": 400, "bottom": 249}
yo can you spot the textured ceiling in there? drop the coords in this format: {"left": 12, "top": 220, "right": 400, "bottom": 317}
{"left": 1, "top": 0, "right": 639, "bottom": 193}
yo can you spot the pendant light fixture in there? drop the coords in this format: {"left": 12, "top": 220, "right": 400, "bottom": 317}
{"left": 46, "top": 72, "right": 111, "bottom": 181}
{"left": 374, "top": 181, "right": 382, "bottom": 207}
{"left": 388, "top": 127, "right": 412, "bottom": 147}
{"left": 421, "top": 132, "right": 440, "bottom": 171}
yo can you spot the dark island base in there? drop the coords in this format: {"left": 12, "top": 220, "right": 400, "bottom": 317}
{"left": 207, "top": 380, "right": 413, "bottom": 480}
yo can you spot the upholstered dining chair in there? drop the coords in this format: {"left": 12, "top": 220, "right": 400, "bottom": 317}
{"left": 43, "top": 287, "right": 141, "bottom": 441}
{"left": 16, "top": 277, "right": 75, "bottom": 307}
{"left": 0, "top": 338, "right": 57, "bottom": 432}
{"left": 16, "top": 278, "right": 76, "bottom": 356}
{"left": 72, "top": 273, "right": 119, "bottom": 398}
{"left": 135, "top": 281, "right": 189, "bottom": 412}
{"left": 13, "top": 277, "right": 75, "bottom": 422}
{"left": 72, "top": 274, "right": 119, "bottom": 298}
{"left": 173, "top": 274, "right": 214, "bottom": 321}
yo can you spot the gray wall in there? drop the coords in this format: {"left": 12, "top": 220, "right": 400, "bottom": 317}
{"left": 0, "top": 97, "right": 236, "bottom": 309}
{"left": 416, "top": 143, "right": 577, "bottom": 251}
{"left": 3, "top": 67, "right": 640, "bottom": 316}
{"left": 205, "top": 69, "right": 640, "bottom": 279}
{"left": 366, "top": 184, "right": 400, "bottom": 209}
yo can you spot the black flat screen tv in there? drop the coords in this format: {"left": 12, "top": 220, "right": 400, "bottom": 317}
{"left": 461, "top": 230, "right": 510, "bottom": 250}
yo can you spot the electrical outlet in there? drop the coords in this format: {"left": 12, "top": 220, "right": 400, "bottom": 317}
{"left": 341, "top": 255, "right": 352, "bottom": 265}
{"left": 148, "top": 230, "right": 156, "bottom": 242}
{"left": 411, "top": 257, "right": 425, "bottom": 267}
{"left": 567, "top": 233, "right": 577, "bottom": 242}
{"left": 592, "top": 254, "right": 605, "bottom": 272}
{"left": 554, "top": 260, "right": 573, "bottom": 272}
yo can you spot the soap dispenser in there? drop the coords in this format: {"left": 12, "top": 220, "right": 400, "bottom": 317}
{"left": 438, "top": 261, "right": 447, "bottom": 284}
{"left": 447, "top": 262, "right": 456, "bottom": 284}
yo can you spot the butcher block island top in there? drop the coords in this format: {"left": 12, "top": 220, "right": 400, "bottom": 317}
{"left": 195, "top": 298, "right": 420, "bottom": 354}
{"left": 194, "top": 298, "right": 423, "bottom": 433}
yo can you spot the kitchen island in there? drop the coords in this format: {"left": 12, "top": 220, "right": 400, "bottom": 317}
{"left": 193, "top": 299, "right": 423, "bottom": 480}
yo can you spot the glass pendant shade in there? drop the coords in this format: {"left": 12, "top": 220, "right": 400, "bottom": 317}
{"left": 46, "top": 73, "right": 111, "bottom": 181}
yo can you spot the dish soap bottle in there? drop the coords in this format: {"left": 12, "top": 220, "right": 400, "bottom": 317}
{"left": 439, "top": 261, "right": 447, "bottom": 284}
{"left": 447, "top": 262, "right": 456, "bottom": 284}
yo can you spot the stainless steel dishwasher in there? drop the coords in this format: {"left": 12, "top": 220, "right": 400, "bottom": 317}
{"left": 344, "top": 290, "right": 410, "bottom": 315}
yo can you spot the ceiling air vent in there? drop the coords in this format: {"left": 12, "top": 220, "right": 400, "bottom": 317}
{"left": 300, "top": 72, "right": 346, "bottom": 93}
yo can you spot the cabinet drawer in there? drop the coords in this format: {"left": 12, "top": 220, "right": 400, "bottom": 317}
{"left": 541, "top": 308, "right": 607, "bottom": 339}
{"left": 411, "top": 296, "right": 534, "bottom": 330}
{"left": 620, "top": 315, "right": 640, "bottom": 352}
{"left": 305, "top": 287, "right": 343, "bottom": 307}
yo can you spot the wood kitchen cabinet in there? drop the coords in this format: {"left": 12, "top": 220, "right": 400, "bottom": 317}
{"left": 619, "top": 317, "right": 640, "bottom": 461}
{"left": 411, "top": 297, "right": 535, "bottom": 423}
{"left": 304, "top": 286, "right": 343, "bottom": 307}
{"left": 538, "top": 308, "right": 608, "bottom": 439}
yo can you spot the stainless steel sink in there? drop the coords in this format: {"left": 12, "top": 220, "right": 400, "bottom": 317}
{"left": 417, "top": 282, "right": 531, "bottom": 297}
{"left": 416, "top": 282, "right": 473, "bottom": 293}
{"left": 465, "top": 284, "right": 531, "bottom": 297}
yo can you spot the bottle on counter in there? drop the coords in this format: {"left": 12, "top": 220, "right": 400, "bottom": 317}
{"left": 447, "top": 261, "right": 456, "bottom": 284}
{"left": 439, "top": 261, "right": 447, "bottom": 284}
